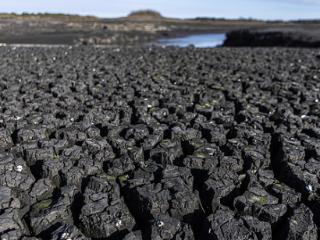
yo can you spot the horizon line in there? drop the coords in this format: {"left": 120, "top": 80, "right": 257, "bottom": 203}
{"left": 1, "top": 11, "right": 320, "bottom": 22}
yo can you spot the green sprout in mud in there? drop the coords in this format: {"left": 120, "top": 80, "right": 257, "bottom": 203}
{"left": 101, "top": 174, "right": 129, "bottom": 182}
{"left": 190, "top": 139, "right": 204, "bottom": 149}
{"left": 103, "top": 174, "right": 117, "bottom": 181}
{"left": 118, "top": 174, "right": 129, "bottom": 182}
{"left": 34, "top": 199, "right": 52, "bottom": 210}
{"left": 211, "top": 84, "right": 224, "bottom": 91}
{"left": 149, "top": 107, "right": 156, "bottom": 113}
{"left": 194, "top": 152, "right": 207, "bottom": 159}
{"left": 248, "top": 195, "right": 268, "bottom": 205}
{"left": 44, "top": 130, "right": 49, "bottom": 139}
{"left": 198, "top": 103, "right": 212, "bottom": 110}
{"left": 161, "top": 139, "right": 171, "bottom": 144}
{"left": 160, "top": 139, "right": 173, "bottom": 148}
{"left": 53, "top": 154, "right": 59, "bottom": 160}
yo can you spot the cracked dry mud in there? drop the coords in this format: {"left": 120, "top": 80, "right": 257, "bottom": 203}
{"left": 0, "top": 46, "right": 320, "bottom": 240}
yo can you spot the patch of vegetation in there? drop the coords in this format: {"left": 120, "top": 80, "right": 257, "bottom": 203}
{"left": 33, "top": 199, "right": 52, "bottom": 211}
{"left": 118, "top": 174, "right": 129, "bottom": 182}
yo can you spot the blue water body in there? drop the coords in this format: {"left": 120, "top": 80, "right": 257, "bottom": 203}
{"left": 157, "top": 33, "right": 226, "bottom": 48}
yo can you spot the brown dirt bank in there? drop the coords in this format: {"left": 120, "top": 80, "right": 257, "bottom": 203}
{"left": 0, "top": 13, "right": 319, "bottom": 46}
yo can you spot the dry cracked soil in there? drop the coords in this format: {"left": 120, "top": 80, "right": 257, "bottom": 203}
{"left": 0, "top": 46, "right": 320, "bottom": 240}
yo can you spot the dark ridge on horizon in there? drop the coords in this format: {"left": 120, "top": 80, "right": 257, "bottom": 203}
{"left": 127, "top": 9, "right": 163, "bottom": 19}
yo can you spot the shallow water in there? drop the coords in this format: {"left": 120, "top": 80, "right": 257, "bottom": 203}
{"left": 157, "top": 33, "right": 226, "bottom": 48}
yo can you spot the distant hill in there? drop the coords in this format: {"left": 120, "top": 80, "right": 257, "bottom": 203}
{"left": 126, "top": 10, "right": 163, "bottom": 20}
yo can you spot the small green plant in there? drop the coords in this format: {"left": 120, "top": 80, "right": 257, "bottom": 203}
{"left": 248, "top": 195, "right": 268, "bottom": 205}
{"left": 118, "top": 174, "right": 129, "bottom": 182}
{"left": 34, "top": 199, "right": 52, "bottom": 210}
{"left": 102, "top": 174, "right": 116, "bottom": 181}
{"left": 194, "top": 152, "right": 207, "bottom": 158}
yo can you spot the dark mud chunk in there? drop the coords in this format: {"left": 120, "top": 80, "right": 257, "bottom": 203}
{"left": 234, "top": 185, "right": 287, "bottom": 224}
{"left": 1, "top": 229, "right": 26, "bottom": 240}
{"left": 86, "top": 175, "right": 120, "bottom": 193}
{"left": 104, "top": 154, "right": 135, "bottom": 176}
{"left": 25, "top": 147, "right": 55, "bottom": 166}
{"left": 151, "top": 215, "right": 194, "bottom": 240}
{"left": 38, "top": 139, "right": 68, "bottom": 152}
{"left": 204, "top": 167, "right": 242, "bottom": 212}
{"left": 280, "top": 137, "right": 305, "bottom": 163}
{"left": 16, "top": 126, "right": 48, "bottom": 143}
{"left": 257, "top": 169, "right": 275, "bottom": 188}
{"left": 79, "top": 177, "right": 135, "bottom": 238}
{"left": 0, "top": 186, "right": 21, "bottom": 209}
{"left": 270, "top": 181, "right": 301, "bottom": 207}
{"left": 29, "top": 178, "right": 55, "bottom": 201}
{"left": 277, "top": 136, "right": 319, "bottom": 194}
{"left": 21, "top": 237, "right": 40, "bottom": 240}
{"left": 55, "top": 126, "right": 87, "bottom": 144}
{"left": 204, "top": 208, "right": 270, "bottom": 240}
{"left": 40, "top": 159, "right": 64, "bottom": 185}
{"left": 183, "top": 144, "right": 221, "bottom": 171}
{"left": 28, "top": 186, "right": 77, "bottom": 235}
{"left": 123, "top": 231, "right": 143, "bottom": 240}
{"left": 243, "top": 145, "right": 270, "bottom": 170}
{"left": 219, "top": 156, "right": 243, "bottom": 173}
{"left": 171, "top": 126, "right": 201, "bottom": 142}
{"left": 299, "top": 134, "right": 320, "bottom": 159}
{"left": 82, "top": 138, "right": 114, "bottom": 159}
{"left": 77, "top": 155, "right": 104, "bottom": 176}
{"left": 124, "top": 124, "right": 149, "bottom": 141}
{"left": 127, "top": 183, "right": 171, "bottom": 220}
{"left": 200, "top": 124, "right": 226, "bottom": 146}
{"left": 143, "top": 132, "right": 163, "bottom": 150}
{"left": 109, "top": 136, "right": 136, "bottom": 156}
{"left": 241, "top": 215, "right": 272, "bottom": 240}
{"left": 127, "top": 166, "right": 200, "bottom": 224}
{"left": 127, "top": 146, "right": 144, "bottom": 164}
{"left": 125, "top": 163, "right": 157, "bottom": 188}
{"left": 286, "top": 204, "right": 318, "bottom": 240}
{"left": 60, "top": 165, "right": 85, "bottom": 188}
{"left": 151, "top": 108, "right": 169, "bottom": 122}
{"left": 149, "top": 139, "right": 184, "bottom": 166}
{"left": 195, "top": 103, "right": 214, "bottom": 118}
{"left": 224, "top": 138, "right": 246, "bottom": 157}
{"left": 309, "top": 103, "right": 320, "bottom": 117}
{"left": 0, "top": 129, "right": 13, "bottom": 149}
{"left": 0, "top": 208, "right": 27, "bottom": 238}
{"left": 49, "top": 223, "right": 89, "bottom": 240}
{"left": 0, "top": 153, "right": 35, "bottom": 191}
{"left": 61, "top": 145, "right": 83, "bottom": 161}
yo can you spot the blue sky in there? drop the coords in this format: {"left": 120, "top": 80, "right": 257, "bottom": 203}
{"left": 0, "top": 0, "right": 319, "bottom": 20}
